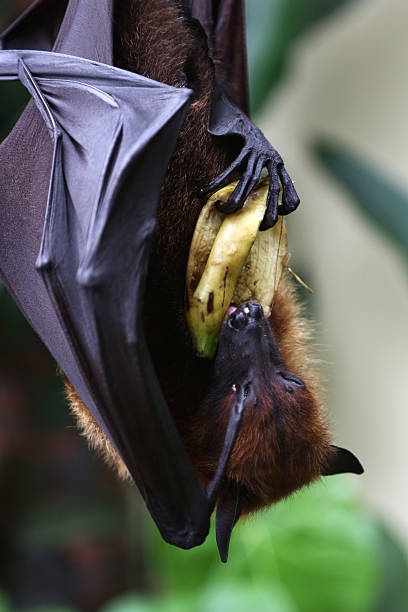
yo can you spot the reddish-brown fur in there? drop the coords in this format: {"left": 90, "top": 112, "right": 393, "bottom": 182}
{"left": 66, "top": 0, "right": 334, "bottom": 515}
{"left": 184, "top": 280, "right": 333, "bottom": 514}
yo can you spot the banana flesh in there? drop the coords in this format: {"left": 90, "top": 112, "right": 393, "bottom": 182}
{"left": 186, "top": 179, "right": 289, "bottom": 359}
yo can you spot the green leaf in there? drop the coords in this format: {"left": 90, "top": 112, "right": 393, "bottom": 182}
{"left": 315, "top": 141, "right": 408, "bottom": 253}
{"left": 246, "top": 0, "right": 357, "bottom": 114}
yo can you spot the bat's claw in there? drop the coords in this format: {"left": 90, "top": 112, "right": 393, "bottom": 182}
{"left": 206, "top": 147, "right": 299, "bottom": 231}
{"left": 259, "top": 159, "right": 300, "bottom": 231}
{"left": 207, "top": 91, "right": 300, "bottom": 229}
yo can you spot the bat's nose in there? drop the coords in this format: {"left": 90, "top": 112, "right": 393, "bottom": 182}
{"left": 228, "top": 302, "right": 264, "bottom": 330}
{"left": 229, "top": 309, "right": 248, "bottom": 330}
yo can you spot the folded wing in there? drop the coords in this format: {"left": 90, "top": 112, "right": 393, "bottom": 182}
{"left": 0, "top": 40, "right": 214, "bottom": 547}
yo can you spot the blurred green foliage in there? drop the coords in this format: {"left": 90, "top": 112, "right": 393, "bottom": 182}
{"left": 0, "top": 593, "right": 9, "bottom": 612}
{"left": 100, "top": 477, "right": 392, "bottom": 612}
{"left": 316, "top": 141, "right": 408, "bottom": 253}
{"left": 246, "top": 0, "right": 356, "bottom": 114}
{"left": 5, "top": 477, "right": 394, "bottom": 612}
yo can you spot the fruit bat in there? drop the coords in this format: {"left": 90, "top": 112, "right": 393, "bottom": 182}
{"left": 0, "top": 0, "right": 363, "bottom": 562}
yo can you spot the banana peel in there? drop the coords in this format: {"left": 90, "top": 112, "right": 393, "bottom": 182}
{"left": 186, "top": 179, "right": 289, "bottom": 359}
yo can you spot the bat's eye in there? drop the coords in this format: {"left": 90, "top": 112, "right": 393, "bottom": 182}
{"left": 278, "top": 371, "right": 306, "bottom": 393}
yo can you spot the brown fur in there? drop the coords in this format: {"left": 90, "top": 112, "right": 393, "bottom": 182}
{"left": 183, "top": 276, "right": 332, "bottom": 514}
{"left": 65, "top": 0, "right": 333, "bottom": 515}
{"left": 65, "top": 380, "right": 130, "bottom": 480}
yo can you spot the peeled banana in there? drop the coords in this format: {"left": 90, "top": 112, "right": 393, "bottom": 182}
{"left": 186, "top": 179, "right": 289, "bottom": 359}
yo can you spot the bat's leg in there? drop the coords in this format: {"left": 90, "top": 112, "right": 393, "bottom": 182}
{"left": 205, "top": 384, "right": 247, "bottom": 509}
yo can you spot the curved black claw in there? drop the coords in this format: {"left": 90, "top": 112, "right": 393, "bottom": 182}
{"left": 205, "top": 91, "right": 300, "bottom": 230}
{"left": 205, "top": 140, "right": 300, "bottom": 231}
{"left": 278, "top": 166, "right": 300, "bottom": 216}
{"left": 214, "top": 154, "right": 264, "bottom": 215}
{"left": 208, "top": 146, "right": 300, "bottom": 230}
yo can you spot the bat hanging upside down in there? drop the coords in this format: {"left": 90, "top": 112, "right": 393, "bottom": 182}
{"left": 66, "top": 0, "right": 363, "bottom": 560}
{"left": 0, "top": 0, "right": 363, "bottom": 562}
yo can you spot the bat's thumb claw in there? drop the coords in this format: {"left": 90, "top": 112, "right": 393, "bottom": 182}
{"left": 216, "top": 481, "right": 242, "bottom": 563}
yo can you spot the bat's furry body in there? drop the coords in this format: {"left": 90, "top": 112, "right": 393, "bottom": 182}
{"left": 67, "top": 0, "right": 335, "bottom": 516}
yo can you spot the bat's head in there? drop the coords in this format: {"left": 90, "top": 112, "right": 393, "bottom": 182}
{"left": 189, "top": 300, "right": 363, "bottom": 561}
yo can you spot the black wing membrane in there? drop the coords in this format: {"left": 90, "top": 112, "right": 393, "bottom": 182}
{"left": 0, "top": 0, "right": 216, "bottom": 549}
{"left": 0, "top": 48, "right": 215, "bottom": 548}
{"left": 0, "top": 0, "right": 252, "bottom": 553}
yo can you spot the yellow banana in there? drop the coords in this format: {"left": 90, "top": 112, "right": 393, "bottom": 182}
{"left": 186, "top": 179, "right": 288, "bottom": 358}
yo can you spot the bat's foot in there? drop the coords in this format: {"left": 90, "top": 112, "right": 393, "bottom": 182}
{"left": 206, "top": 144, "right": 300, "bottom": 230}
{"left": 206, "top": 92, "right": 300, "bottom": 229}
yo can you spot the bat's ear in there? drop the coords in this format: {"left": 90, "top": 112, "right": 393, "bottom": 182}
{"left": 216, "top": 481, "right": 242, "bottom": 563}
{"left": 322, "top": 445, "right": 364, "bottom": 476}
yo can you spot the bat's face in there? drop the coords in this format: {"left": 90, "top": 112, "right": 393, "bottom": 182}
{"left": 213, "top": 302, "right": 332, "bottom": 512}
{"left": 189, "top": 302, "right": 362, "bottom": 518}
